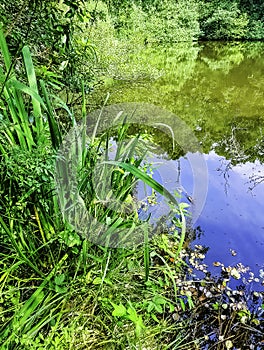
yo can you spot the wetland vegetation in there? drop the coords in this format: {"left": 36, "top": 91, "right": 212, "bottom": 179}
{"left": 0, "top": 1, "right": 263, "bottom": 349}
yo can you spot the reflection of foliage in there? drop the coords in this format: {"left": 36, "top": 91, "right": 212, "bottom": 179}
{"left": 247, "top": 131, "right": 264, "bottom": 190}
{"left": 90, "top": 13, "right": 201, "bottom": 83}
{"left": 92, "top": 41, "right": 264, "bottom": 164}
{"left": 213, "top": 119, "right": 264, "bottom": 165}
{"left": 201, "top": 42, "right": 244, "bottom": 73}
{"left": 248, "top": 174, "right": 264, "bottom": 190}
{"left": 217, "top": 125, "right": 251, "bottom": 165}
{"left": 151, "top": 43, "right": 200, "bottom": 92}
{"left": 90, "top": 42, "right": 200, "bottom": 102}
{"left": 215, "top": 157, "right": 233, "bottom": 194}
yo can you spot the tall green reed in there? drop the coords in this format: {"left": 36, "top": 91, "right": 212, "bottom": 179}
{"left": 0, "top": 28, "right": 62, "bottom": 152}
{"left": 0, "top": 26, "right": 188, "bottom": 349}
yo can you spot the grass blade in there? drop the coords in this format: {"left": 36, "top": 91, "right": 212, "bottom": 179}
{"left": 91, "top": 92, "right": 110, "bottom": 143}
{"left": 174, "top": 206, "right": 186, "bottom": 260}
{"left": 144, "top": 226, "right": 150, "bottom": 282}
{"left": 22, "top": 46, "right": 42, "bottom": 122}
{"left": 40, "top": 80, "right": 62, "bottom": 149}
{"left": 0, "top": 215, "right": 45, "bottom": 279}
{"left": 7, "top": 80, "right": 46, "bottom": 109}
{"left": 103, "top": 160, "right": 179, "bottom": 206}
{"left": 1, "top": 254, "right": 68, "bottom": 345}
{"left": 0, "top": 27, "right": 12, "bottom": 72}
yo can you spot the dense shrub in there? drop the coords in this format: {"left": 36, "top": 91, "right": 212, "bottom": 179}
{"left": 103, "top": 0, "right": 264, "bottom": 41}
{"left": 199, "top": 1, "right": 249, "bottom": 40}
{"left": 239, "top": 0, "right": 264, "bottom": 39}
{"left": 145, "top": 0, "right": 200, "bottom": 43}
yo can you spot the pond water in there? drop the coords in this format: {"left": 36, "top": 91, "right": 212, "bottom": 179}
{"left": 91, "top": 41, "right": 264, "bottom": 289}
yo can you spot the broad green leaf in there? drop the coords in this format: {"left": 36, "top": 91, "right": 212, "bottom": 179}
{"left": 92, "top": 276, "right": 103, "bottom": 285}
{"left": 40, "top": 80, "right": 62, "bottom": 149}
{"left": 7, "top": 80, "right": 46, "bottom": 109}
{"left": 111, "top": 303, "right": 127, "bottom": 317}
{"left": 22, "top": 46, "right": 42, "bottom": 120}
{"left": 54, "top": 274, "right": 65, "bottom": 286}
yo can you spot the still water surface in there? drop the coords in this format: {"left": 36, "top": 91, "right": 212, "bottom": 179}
{"left": 91, "top": 41, "right": 264, "bottom": 286}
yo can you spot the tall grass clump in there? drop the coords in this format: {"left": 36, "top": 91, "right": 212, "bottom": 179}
{"left": 0, "top": 28, "right": 194, "bottom": 349}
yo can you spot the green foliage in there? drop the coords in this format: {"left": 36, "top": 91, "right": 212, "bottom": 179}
{"left": 111, "top": 301, "right": 146, "bottom": 337}
{"left": 1, "top": 0, "right": 263, "bottom": 107}
{"left": 146, "top": 0, "right": 200, "bottom": 43}
{"left": 0, "top": 0, "right": 263, "bottom": 106}
{"left": 104, "top": 0, "right": 200, "bottom": 43}
{"left": 102, "top": 0, "right": 264, "bottom": 41}
{"left": 0, "top": 0, "right": 97, "bottom": 90}
{"left": 238, "top": 0, "right": 264, "bottom": 39}
{"left": 199, "top": 0, "right": 249, "bottom": 40}
{"left": 0, "top": 28, "right": 65, "bottom": 231}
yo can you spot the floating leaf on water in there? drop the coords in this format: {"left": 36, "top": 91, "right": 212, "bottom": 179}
{"left": 230, "top": 268, "right": 241, "bottom": 280}
{"left": 225, "top": 340, "right": 233, "bottom": 349}
{"left": 229, "top": 249, "right": 237, "bottom": 256}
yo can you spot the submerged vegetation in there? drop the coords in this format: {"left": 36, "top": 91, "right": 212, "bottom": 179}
{"left": 0, "top": 1, "right": 264, "bottom": 349}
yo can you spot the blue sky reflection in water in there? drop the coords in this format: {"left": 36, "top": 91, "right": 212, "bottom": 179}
{"left": 195, "top": 152, "right": 264, "bottom": 285}
{"left": 146, "top": 151, "right": 264, "bottom": 290}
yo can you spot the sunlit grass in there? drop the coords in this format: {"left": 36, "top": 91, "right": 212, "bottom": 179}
{"left": 0, "top": 28, "right": 188, "bottom": 349}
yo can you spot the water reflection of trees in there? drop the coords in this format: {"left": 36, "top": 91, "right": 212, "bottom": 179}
{"left": 215, "top": 120, "right": 264, "bottom": 165}
{"left": 200, "top": 41, "right": 264, "bottom": 72}
{"left": 200, "top": 42, "right": 244, "bottom": 73}
{"left": 210, "top": 121, "right": 264, "bottom": 192}
{"left": 91, "top": 41, "right": 264, "bottom": 169}
{"left": 249, "top": 173, "right": 264, "bottom": 190}
{"left": 216, "top": 157, "right": 232, "bottom": 195}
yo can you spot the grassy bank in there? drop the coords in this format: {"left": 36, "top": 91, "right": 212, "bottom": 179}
{"left": 0, "top": 28, "right": 191, "bottom": 349}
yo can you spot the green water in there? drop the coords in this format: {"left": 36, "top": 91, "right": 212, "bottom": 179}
{"left": 91, "top": 41, "right": 264, "bottom": 164}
